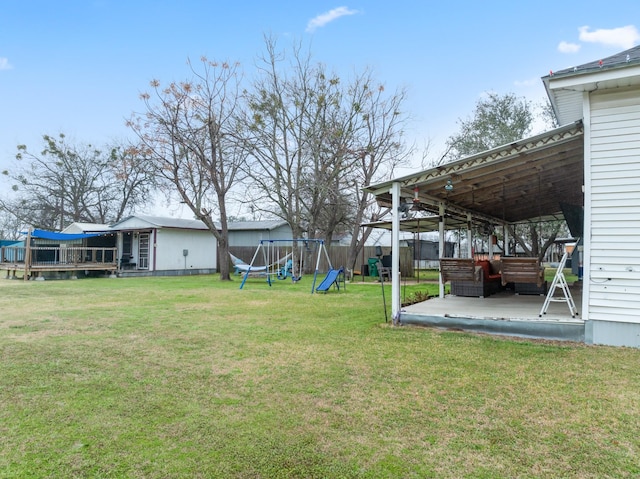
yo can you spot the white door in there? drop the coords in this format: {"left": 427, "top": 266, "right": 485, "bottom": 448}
{"left": 138, "top": 233, "right": 150, "bottom": 269}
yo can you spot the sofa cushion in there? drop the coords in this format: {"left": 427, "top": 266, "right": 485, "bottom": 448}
{"left": 476, "top": 260, "right": 501, "bottom": 282}
{"left": 476, "top": 260, "right": 490, "bottom": 278}
{"left": 490, "top": 260, "right": 501, "bottom": 274}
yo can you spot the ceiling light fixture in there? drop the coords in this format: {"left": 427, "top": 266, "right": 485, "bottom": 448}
{"left": 444, "top": 179, "right": 453, "bottom": 192}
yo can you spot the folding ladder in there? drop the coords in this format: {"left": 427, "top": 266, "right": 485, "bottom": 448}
{"left": 539, "top": 252, "right": 579, "bottom": 318}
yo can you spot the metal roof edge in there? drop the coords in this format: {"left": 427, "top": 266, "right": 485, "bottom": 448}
{"left": 544, "top": 63, "right": 640, "bottom": 90}
{"left": 364, "top": 121, "right": 583, "bottom": 193}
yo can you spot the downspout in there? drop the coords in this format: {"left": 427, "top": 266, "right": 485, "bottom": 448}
{"left": 581, "top": 91, "right": 591, "bottom": 322}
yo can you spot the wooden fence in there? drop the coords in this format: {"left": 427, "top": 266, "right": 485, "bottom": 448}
{"left": 228, "top": 245, "right": 414, "bottom": 277}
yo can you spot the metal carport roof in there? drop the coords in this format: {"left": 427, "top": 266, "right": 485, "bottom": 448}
{"left": 364, "top": 121, "right": 584, "bottom": 227}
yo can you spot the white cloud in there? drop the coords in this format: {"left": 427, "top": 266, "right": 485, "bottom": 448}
{"left": 578, "top": 25, "right": 640, "bottom": 49}
{"left": 557, "top": 41, "right": 581, "bottom": 54}
{"left": 0, "top": 57, "right": 13, "bottom": 70}
{"left": 514, "top": 77, "right": 538, "bottom": 87}
{"left": 306, "top": 6, "right": 358, "bottom": 33}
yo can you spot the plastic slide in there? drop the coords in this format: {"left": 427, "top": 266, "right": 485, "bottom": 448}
{"left": 315, "top": 268, "right": 343, "bottom": 292}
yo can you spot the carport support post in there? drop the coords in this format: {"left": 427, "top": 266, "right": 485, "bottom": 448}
{"left": 439, "top": 203, "right": 445, "bottom": 298}
{"left": 24, "top": 228, "right": 32, "bottom": 281}
{"left": 466, "top": 213, "right": 473, "bottom": 258}
{"left": 504, "top": 226, "right": 510, "bottom": 256}
{"left": 488, "top": 232, "right": 494, "bottom": 259}
{"left": 391, "top": 182, "right": 401, "bottom": 322}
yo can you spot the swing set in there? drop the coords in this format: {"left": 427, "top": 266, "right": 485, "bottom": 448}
{"left": 239, "top": 239, "right": 335, "bottom": 293}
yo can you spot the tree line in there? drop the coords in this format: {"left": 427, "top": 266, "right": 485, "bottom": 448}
{"left": 1, "top": 36, "right": 561, "bottom": 277}
{"left": 2, "top": 38, "right": 409, "bottom": 279}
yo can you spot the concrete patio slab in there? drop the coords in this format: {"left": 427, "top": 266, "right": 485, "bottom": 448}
{"left": 400, "top": 286, "right": 584, "bottom": 342}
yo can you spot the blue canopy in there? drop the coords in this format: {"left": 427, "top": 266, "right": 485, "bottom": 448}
{"left": 0, "top": 240, "right": 23, "bottom": 247}
{"left": 29, "top": 229, "right": 102, "bottom": 240}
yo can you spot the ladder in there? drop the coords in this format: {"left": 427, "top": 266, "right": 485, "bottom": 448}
{"left": 539, "top": 252, "right": 579, "bottom": 318}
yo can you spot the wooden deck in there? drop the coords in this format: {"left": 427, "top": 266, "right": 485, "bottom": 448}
{"left": 1, "top": 245, "right": 118, "bottom": 279}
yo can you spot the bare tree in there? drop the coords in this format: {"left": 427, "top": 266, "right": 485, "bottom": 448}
{"left": 242, "top": 39, "right": 311, "bottom": 234}
{"left": 240, "top": 38, "right": 324, "bottom": 275}
{"left": 104, "top": 141, "right": 156, "bottom": 221}
{"left": 128, "top": 57, "right": 247, "bottom": 280}
{"left": 243, "top": 37, "right": 410, "bottom": 273}
{"left": 508, "top": 221, "right": 563, "bottom": 262}
{"left": 0, "top": 207, "right": 24, "bottom": 240}
{"left": 2, "top": 133, "right": 152, "bottom": 230}
{"left": 343, "top": 76, "right": 410, "bottom": 271}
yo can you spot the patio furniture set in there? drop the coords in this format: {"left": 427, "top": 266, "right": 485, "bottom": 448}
{"left": 439, "top": 257, "right": 546, "bottom": 299}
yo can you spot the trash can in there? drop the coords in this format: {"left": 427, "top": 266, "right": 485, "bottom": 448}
{"left": 368, "top": 258, "right": 379, "bottom": 277}
{"left": 361, "top": 264, "right": 369, "bottom": 277}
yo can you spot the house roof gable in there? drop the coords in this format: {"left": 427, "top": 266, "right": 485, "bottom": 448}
{"left": 110, "top": 215, "right": 209, "bottom": 231}
{"left": 227, "top": 220, "right": 289, "bottom": 231}
{"left": 546, "top": 45, "right": 640, "bottom": 80}
{"left": 108, "top": 215, "right": 290, "bottom": 233}
{"left": 543, "top": 45, "right": 640, "bottom": 124}
{"left": 62, "top": 222, "right": 112, "bottom": 234}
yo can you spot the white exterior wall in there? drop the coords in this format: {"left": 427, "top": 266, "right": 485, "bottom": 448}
{"left": 153, "top": 229, "right": 217, "bottom": 271}
{"left": 228, "top": 225, "right": 293, "bottom": 247}
{"left": 587, "top": 87, "right": 640, "bottom": 325}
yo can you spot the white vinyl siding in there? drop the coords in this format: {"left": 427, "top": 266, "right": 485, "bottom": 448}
{"left": 554, "top": 89, "right": 585, "bottom": 125}
{"left": 154, "top": 229, "right": 217, "bottom": 271}
{"left": 228, "top": 225, "right": 293, "bottom": 247}
{"left": 588, "top": 87, "right": 640, "bottom": 323}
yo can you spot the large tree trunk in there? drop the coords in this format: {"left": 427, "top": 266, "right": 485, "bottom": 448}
{"left": 201, "top": 208, "right": 231, "bottom": 281}
{"left": 217, "top": 235, "right": 231, "bottom": 280}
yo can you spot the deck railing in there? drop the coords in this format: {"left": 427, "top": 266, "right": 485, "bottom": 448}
{"left": 1, "top": 245, "right": 118, "bottom": 272}
{"left": 0, "top": 245, "right": 26, "bottom": 263}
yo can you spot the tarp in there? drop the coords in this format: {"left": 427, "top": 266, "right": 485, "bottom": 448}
{"left": 28, "top": 229, "right": 102, "bottom": 240}
{"left": 560, "top": 202, "right": 584, "bottom": 238}
{"left": 0, "top": 240, "right": 23, "bottom": 247}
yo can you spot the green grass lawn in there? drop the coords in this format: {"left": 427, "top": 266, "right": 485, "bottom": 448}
{"left": 1, "top": 274, "right": 638, "bottom": 478}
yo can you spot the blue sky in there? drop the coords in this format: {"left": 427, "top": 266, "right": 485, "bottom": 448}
{"left": 1, "top": 0, "right": 639, "bottom": 184}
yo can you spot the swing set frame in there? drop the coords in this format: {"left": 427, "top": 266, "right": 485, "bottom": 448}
{"left": 239, "top": 239, "right": 333, "bottom": 293}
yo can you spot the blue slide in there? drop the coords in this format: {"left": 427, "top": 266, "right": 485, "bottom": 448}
{"left": 316, "top": 268, "right": 343, "bottom": 292}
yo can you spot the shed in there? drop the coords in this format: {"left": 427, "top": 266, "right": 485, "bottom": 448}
{"left": 109, "top": 215, "right": 217, "bottom": 276}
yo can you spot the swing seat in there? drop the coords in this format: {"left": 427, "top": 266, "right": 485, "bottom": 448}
{"left": 440, "top": 258, "right": 502, "bottom": 298}
{"left": 500, "top": 257, "right": 545, "bottom": 288}
{"left": 229, "top": 253, "right": 267, "bottom": 275}
{"left": 277, "top": 259, "right": 294, "bottom": 280}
